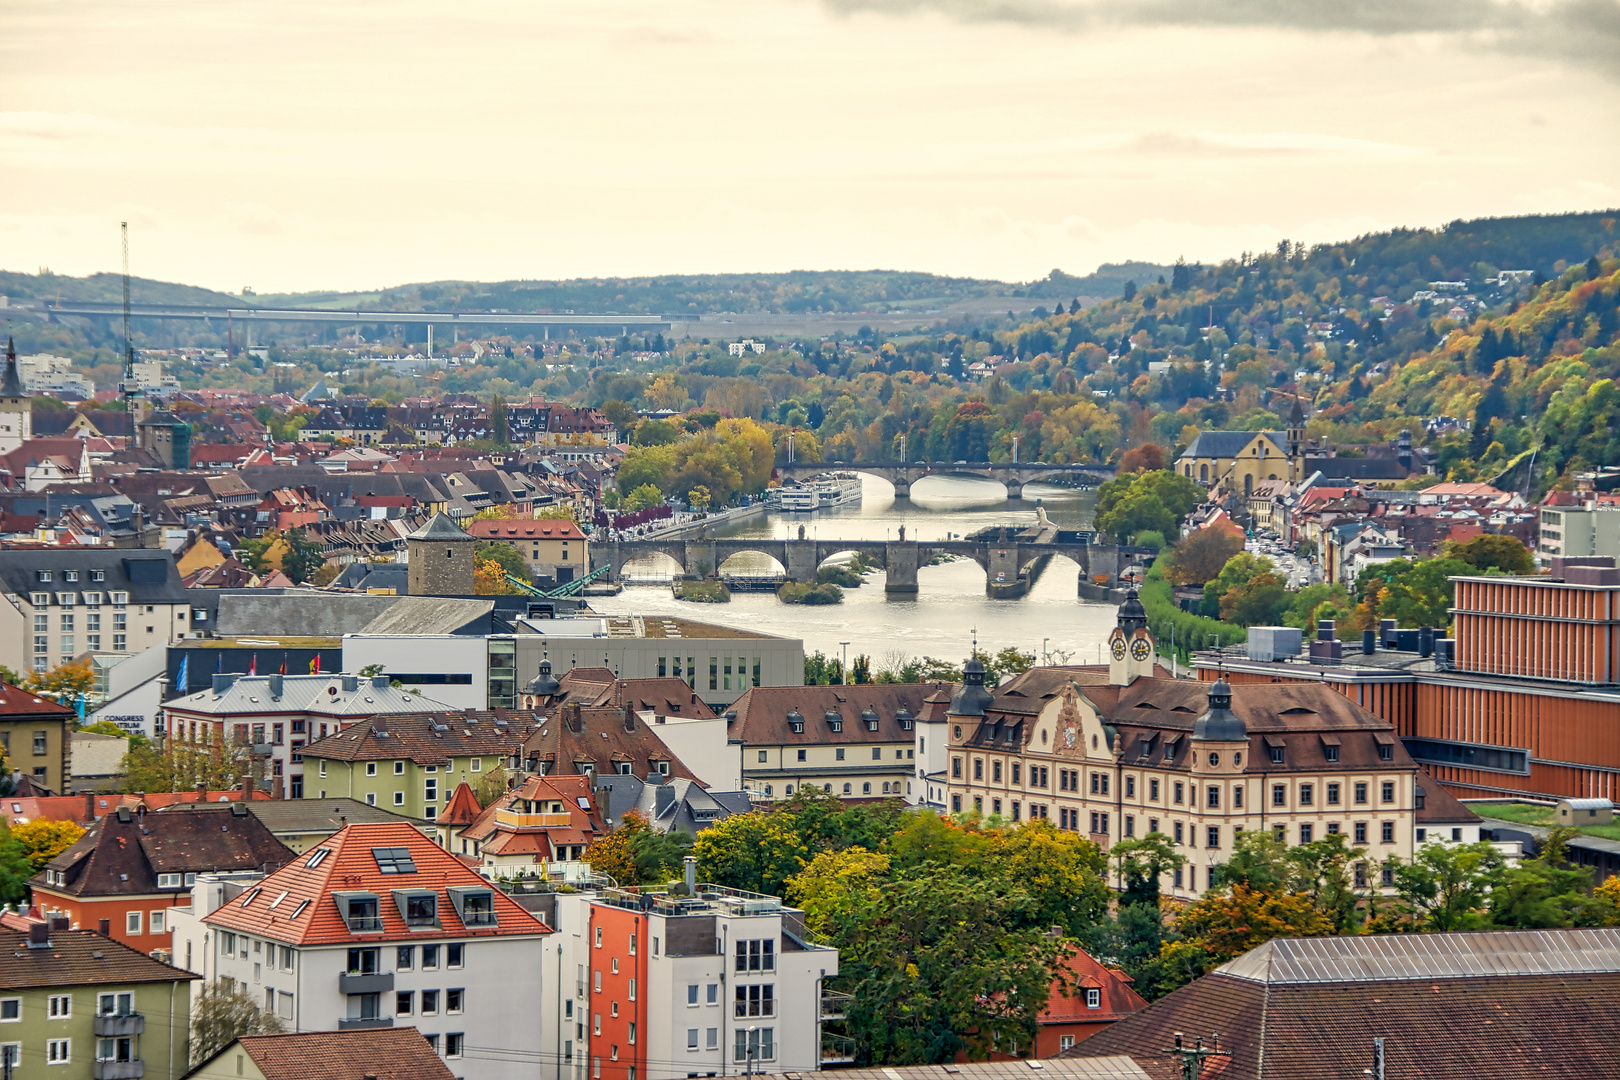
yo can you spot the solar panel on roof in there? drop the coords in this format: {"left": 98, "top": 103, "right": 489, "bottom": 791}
{"left": 373, "top": 847, "right": 417, "bottom": 874}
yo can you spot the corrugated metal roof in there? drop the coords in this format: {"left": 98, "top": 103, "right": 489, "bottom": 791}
{"left": 1217, "top": 928, "right": 1620, "bottom": 985}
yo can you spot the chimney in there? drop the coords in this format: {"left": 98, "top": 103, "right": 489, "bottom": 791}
{"left": 656, "top": 783, "right": 676, "bottom": 817}
{"left": 683, "top": 855, "right": 697, "bottom": 893}
{"left": 341, "top": 675, "right": 359, "bottom": 693}
{"left": 1363, "top": 630, "right": 1377, "bottom": 654}
{"left": 49, "top": 916, "right": 69, "bottom": 931}
{"left": 371, "top": 675, "right": 390, "bottom": 689}
{"left": 212, "top": 672, "right": 239, "bottom": 695}
{"left": 27, "top": 922, "right": 50, "bottom": 948}
{"left": 267, "top": 673, "right": 284, "bottom": 698}
{"left": 98, "top": 919, "right": 110, "bottom": 936}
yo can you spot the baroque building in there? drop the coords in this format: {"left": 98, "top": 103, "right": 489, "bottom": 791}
{"left": 941, "top": 593, "right": 1422, "bottom": 900}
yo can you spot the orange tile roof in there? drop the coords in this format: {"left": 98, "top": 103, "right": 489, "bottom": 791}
{"left": 438, "top": 781, "right": 485, "bottom": 827}
{"left": 203, "top": 820, "right": 551, "bottom": 946}
{"left": 465, "top": 518, "right": 586, "bottom": 541}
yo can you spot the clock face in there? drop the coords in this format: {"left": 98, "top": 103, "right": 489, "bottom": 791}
{"left": 1131, "top": 638, "right": 1152, "bottom": 662}
{"left": 1110, "top": 638, "right": 1127, "bottom": 661}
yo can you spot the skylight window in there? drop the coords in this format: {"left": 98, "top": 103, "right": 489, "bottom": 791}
{"left": 373, "top": 847, "right": 417, "bottom": 874}
{"left": 306, "top": 848, "right": 331, "bottom": 868}
{"left": 240, "top": 887, "right": 262, "bottom": 907}
{"left": 290, "top": 900, "right": 311, "bottom": 920}
{"left": 268, "top": 890, "right": 289, "bottom": 910}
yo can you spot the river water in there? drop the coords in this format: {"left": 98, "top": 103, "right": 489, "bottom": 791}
{"left": 587, "top": 475, "right": 1125, "bottom": 671}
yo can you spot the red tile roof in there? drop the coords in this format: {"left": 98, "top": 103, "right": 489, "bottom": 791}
{"left": 439, "top": 781, "right": 485, "bottom": 827}
{"left": 225, "top": 1028, "right": 457, "bottom": 1080}
{"left": 0, "top": 680, "right": 75, "bottom": 718}
{"left": 1042, "top": 948, "right": 1148, "bottom": 1026}
{"left": 204, "top": 820, "right": 552, "bottom": 945}
{"left": 465, "top": 518, "right": 586, "bottom": 541}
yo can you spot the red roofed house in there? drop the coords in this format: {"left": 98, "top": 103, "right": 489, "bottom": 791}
{"left": 30, "top": 801, "right": 293, "bottom": 955}
{"left": 172, "top": 821, "right": 554, "bottom": 1080}
{"left": 457, "top": 772, "right": 604, "bottom": 876}
{"left": 463, "top": 517, "right": 587, "bottom": 585}
{"left": 1036, "top": 948, "right": 1149, "bottom": 1055}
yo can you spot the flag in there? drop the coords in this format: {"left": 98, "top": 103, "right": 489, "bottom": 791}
{"left": 215, "top": 653, "right": 223, "bottom": 674}
{"left": 279, "top": 655, "right": 287, "bottom": 676}
{"left": 310, "top": 654, "right": 321, "bottom": 675}
{"left": 175, "top": 655, "right": 189, "bottom": 694}
{"left": 248, "top": 654, "right": 257, "bottom": 676}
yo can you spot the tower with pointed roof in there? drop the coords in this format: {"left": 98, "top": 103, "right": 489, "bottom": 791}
{"left": 406, "top": 512, "right": 477, "bottom": 596}
{"left": 0, "top": 337, "right": 32, "bottom": 455}
{"left": 1286, "top": 396, "right": 1306, "bottom": 480}
{"left": 1108, "top": 589, "right": 1156, "bottom": 685}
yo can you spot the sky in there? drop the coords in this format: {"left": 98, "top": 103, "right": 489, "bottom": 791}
{"left": 2, "top": 0, "right": 1618, "bottom": 295}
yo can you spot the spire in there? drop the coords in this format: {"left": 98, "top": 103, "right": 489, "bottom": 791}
{"left": 949, "top": 654, "right": 993, "bottom": 716}
{"left": 1, "top": 338, "right": 25, "bottom": 398}
{"left": 1289, "top": 395, "right": 1304, "bottom": 426}
{"left": 1192, "top": 675, "right": 1246, "bottom": 741}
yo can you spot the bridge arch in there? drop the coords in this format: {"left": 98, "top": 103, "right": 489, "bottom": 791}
{"left": 717, "top": 549, "right": 787, "bottom": 580}
{"left": 617, "top": 550, "right": 683, "bottom": 582}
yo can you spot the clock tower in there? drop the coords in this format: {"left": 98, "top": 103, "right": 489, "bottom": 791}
{"left": 1107, "top": 589, "right": 1156, "bottom": 685}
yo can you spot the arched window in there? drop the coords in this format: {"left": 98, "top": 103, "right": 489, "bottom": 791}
{"left": 881, "top": 782, "right": 890, "bottom": 794}
{"left": 824, "top": 783, "right": 832, "bottom": 792}
{"left": 842, "top": 783, "right": 852, "bottom": 794}
{"left": 765, "top": 784, "right": 773, "bottom": 796}
{"left": 1199, "top": 464, "right": 1209, "bottom": 483}
{"left": 863, "top": 782, "right": 872, "bottom": 794}
{"left": 785, "top": 785, "right": 794, "bottom": 795}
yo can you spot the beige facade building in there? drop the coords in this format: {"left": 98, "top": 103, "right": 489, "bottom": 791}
{"left": 938, "top": 594, "right": 1421, "bottom": 900}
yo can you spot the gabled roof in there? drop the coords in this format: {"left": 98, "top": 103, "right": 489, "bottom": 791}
{"left": 0, "top": 927, "right": 197, "bottom": 991}
{"left": 463, "top": 773, "right": 603, "bottom": 858}
{"left": 38, "top": 803, "right": 293, "bottom": 897}
{"left": 727, "top": 683, "right": 949, "bottom": 746}
{"left": 163, "top": 674, "right": 454, "bottom": 719}
{"left": 219, "top": 1030, "right": 458, "bottom": 1080}
{"left": 203, "top": 820, "right": 551, "bottom": 946}
{"left": 0, "top": 680, "right": 75, "bottom": 719}
{"left": 1180, "top": 430, "right": 1282, "bottom": 460}
{"left": 465, "top": 518, "right": 587, "bottom": 541}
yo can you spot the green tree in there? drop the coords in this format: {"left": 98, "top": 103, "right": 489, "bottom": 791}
{"left": 986, "top": 818, "right": 1111, "bottom": 937}
{"left": 1112, "top": 832, "right": 1184, "bottom": 908}
{"left": 490, "top": 393, "right": 510, "bottom": 447}
{"left": 984, "top": 647, "right": 1035, "bottom": 684}
{"left": 687, "top": 485, "right": 712, "bottom": 512}
{"left": 1093, "top": 470, "right": 1204, "bottom": 543}
{"left": 1442, "top": 534, "right": 1534, "bottom": 575}
{"left": 692, "top": 813, "right": 810, "bottom": 897}
{"left": 1384, "top": 840, "right": 1506, "bottom": 930}
{"left": 621, "top": 484, "right": 665, "bottom": 512}
{"left": 280, "top": 528, "right": 326, "bottom": 585}
{"left": 1355, "top": 557, "right": 1474, "bottom": 630}
{"left": 474, "top": 541, "right": 530, "bottom": 583}
{"left": 0, "top": 822, "right": 39, "bottom": 905}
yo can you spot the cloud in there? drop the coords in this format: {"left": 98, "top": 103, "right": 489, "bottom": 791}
{"left": 818, "top": 0, "right": 1620, "bottom": 78}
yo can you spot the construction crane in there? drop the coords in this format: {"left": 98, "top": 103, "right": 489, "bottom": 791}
{"left": 119, "top": 222, "right": 141, "bottom": 416}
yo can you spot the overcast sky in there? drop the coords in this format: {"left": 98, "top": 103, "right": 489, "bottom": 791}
{"left": 2, "top": 0, "right": 1617, "bottom": 294}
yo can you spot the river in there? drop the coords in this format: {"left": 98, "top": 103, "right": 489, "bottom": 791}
{"left": 586, "top": 475, "right": 1127, "bottom": 672}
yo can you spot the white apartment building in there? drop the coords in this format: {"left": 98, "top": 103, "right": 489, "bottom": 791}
{"left": 1539, "top": 504, "right": 1620, "bottom": 566}
{"left": 553, "top": 863, "right": 840, "bottom": 1080}
{"left": 169, "top": 821, "right": 555, "bottom": 1080}
{"left": 0, "top": 552, "right": 195, "bottom": 675}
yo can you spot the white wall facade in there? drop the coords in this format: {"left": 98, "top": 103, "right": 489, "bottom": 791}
{"left": 342, "top": 636, "right": 489, "bottom": 710}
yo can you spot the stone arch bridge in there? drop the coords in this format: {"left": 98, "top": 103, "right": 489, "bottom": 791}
{"left": 592, "top": 537, "right": 1149, "bottom": 598}
{"left": 774, "top": 460, "right": 1115, "bottom": 499}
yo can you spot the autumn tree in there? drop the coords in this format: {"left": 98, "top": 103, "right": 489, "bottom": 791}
{"left": 9, "top": 819, "right": 84, "bottom": 874}
{"left": 585, "top": 810, "right": 692, "bottom": 886}
{"left": 1173, "top": 882, "right": 1334, "bottom": 964}
{"left": 28, "top": 660, "right": 95, "bottom": 700}
{"left": 1163, "top": 527, "right": 1244, "bottom": 585}
{"left": 1442, "top": 534, "right": 1534, "bottom": 576}
{"left": 1117, "top": 442, "right": 1166, "bottom": 473}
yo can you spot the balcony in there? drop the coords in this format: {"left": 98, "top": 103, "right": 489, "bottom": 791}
{"left": 339, "top": 972, "right": 394, "bottom": 995}
{"left": 819, "top": 992, "right": 851, "bottom": 1021}
{"left": 338, "top": 1018, "right": 394, "bottom": 1031}
{"left": 494, "top": 808, "right": 572, "bottom": 829}
{"left": 94, "top": 1060, "right": 144, "bottom": 1080}
{"left": 820, "top": 1034, "right": 857, "bottom": 1065}
{"left": 94, "top": 1013, "right": 145, "bottom": 1037}
{"left": 346, "top": 917, "right": 384, "bottom": 933}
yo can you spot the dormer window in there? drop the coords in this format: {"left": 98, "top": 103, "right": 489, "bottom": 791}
{"left": 394, "top": 890, "right": 439, "bottom": 928}
{"left": 36, "top": 571, "right": 51, "bottom": 583}
{"left": 338, "top": 892, "right": 381, "bottom": 932}
{"left": 448, "top": 886, "right": 497, "bottom": 927}
{"left": 617, "top": 762, "right": 632, "bottom": 775}
{"left": 1269, "top": 746, "right": 1285, "bottom": 764}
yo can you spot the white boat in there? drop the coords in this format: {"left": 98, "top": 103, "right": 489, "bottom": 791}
{"left": 777, "top": 472, "right": 862, "bottom": 511}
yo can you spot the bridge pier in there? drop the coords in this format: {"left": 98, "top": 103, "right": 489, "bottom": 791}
{"left": 1004, "top": 481, "right": 1024, "bottom": 500}
{"left": 891, "top": 479, "right": 911, "bottom": 498}
{"left": 884, "top": 542, "right": 919, "bottom": 593}
{"left": 786, "top": 543, "right": 819, "bottom": 584}
{"left": 683, "top": 540, "right": 718, "bottom": 579}
{"left": 985, "top": 543, "right": 1029, "bottom": 598}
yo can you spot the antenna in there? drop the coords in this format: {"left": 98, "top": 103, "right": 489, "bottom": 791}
{"left": 119, "top": 222, "right": 141, "bottom": 418}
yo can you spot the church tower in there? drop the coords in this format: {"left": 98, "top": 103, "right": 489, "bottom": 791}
{"left": 1286, "top": 396, "right": 1306, "bottom": 482}
{"left": 1107, "top": 589, "right": 1156, "bottom": 685}
{"left": 0, "top": 338, "right": 32, "bottom": 455}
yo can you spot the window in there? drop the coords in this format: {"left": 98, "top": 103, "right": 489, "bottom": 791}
{"left": 688, "top": 984, "right": 699, "bottom": 1006}
{"left": 397, "top": 991, "right": 414, "bottom": 1015}
{"left": 404, "top": 893, "right": 437, "bottom": 926}
{"left": 1300, "top": 823, "right": 1314, "bottom": 843}
{"left": 952, "top": 757, "right": 962, "bottom": 778}
{"left": 707, "top": 984, "right": 718, "bottom": 1004}
{"left": 1206, "top": 826, "right": 1220, "bottom": 849}
{"left": 1382, "top": 782, "right": 1396, "bottom": 804}
{"left": 796, "top": 748, "right": 807, "bottom": 762}
{"left": 707, "top": 1028, "right": 719, "bottom": 1050}
{"left": 1173, "top": 782, "right": 1184, "bottom": 804}
{"left": 1269, "top": 745, "right": 1285, "bottom": 764}
{"left": 1207, "top": 785, "right": 1220, "bottom": 809}
{"left": 346, "top": 896, "right": 381, "bottom": 931}
{"left": 758, "top": 750, "right": 767, "bottom": 763}
{"left": 1381, "top": 821, "right": 1395, "bottom": 843}
{"left": 1124, "top": 815, "right": 1135, "bottom": 837}
{"left": 1272, "top": 784, "right": 1287, "bottom": 807}
{"left": 1378, "top": 743, "right": 1394, "bottom": 761}
{"left": 974, "top": 759, "right": 982, "bottom": 780}
{"left": 48, "top": 1039, "right": 71, "bottom": 1064}
{"left": 126, "top": 911, "right": 142, "bottom": 935}
{"left": 1273, "top": 824, "right": 1287, "bottom": 842}
{"left": 1354, "top": 822, "right": 1368, "bottom": 844}
{"left": 367, "top": 763, "right": 377, "bottom": 776}
{"left": 1324, "top": 745, "right": 1340, "bottom": 763}
{"left": 1150, "top": 778, "right": 1160, "bottom": 800}
{"left": 397, "top": 945, "right": 414, "bottom": 970}
{"left": 735, "top": 984, "right": 775, "bottom": 1017}
{"left": 151, "top": 910, "right": 165, "bottom": 935}
{"left": 33, "top": 732, "right": 48, "bottom": 756}
{"left": 447, "top": 989, "right": 463, "bottom": 1013}
{"left": 1085, "top": 988, "right": 1101, "bottom": 1008}
{"left": 1327, "top": 783, "right": 1340, "bottom": 805}
{"left": 1328, "top": 823, "right": 1340, "bottom": 835}
{"left": 346, "top": 948, "right": 380, "bottom": 975}
{"left": 1174, "top": 821, "right": 1183, "bottom": 844}
{"left": 394, "top": 792, "right": 405, "bottom": 806}
{"left": 1125, "top": 776, "right": 1135, "bottom": 797}
{"left": 1355, "top": 782, "right": 1368, "bottom": 804}
{"left": 1300, "top": 783, "right": 1313, "bottom": 806}
{"left": 688, "top": 1029, "right": 699, "bottom": 1050}
{"left": 421, "top": 990, "right": 439, "bottom": 1015}
{"left": 447, "top": 943, "right": 462, "bottom": 967}
{"left": 49, "top": 995, "right": 71, "bottom": 1018}
{"left": 446, "top": 1034, "right": 463, "bottom": 1059}
{"left": 735, "top": 938, "right": 775, "bottom": 972}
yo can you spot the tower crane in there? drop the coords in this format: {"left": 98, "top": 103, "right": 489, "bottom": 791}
{"left": 119, "top": 222, "right": 142, "bottom": 417}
